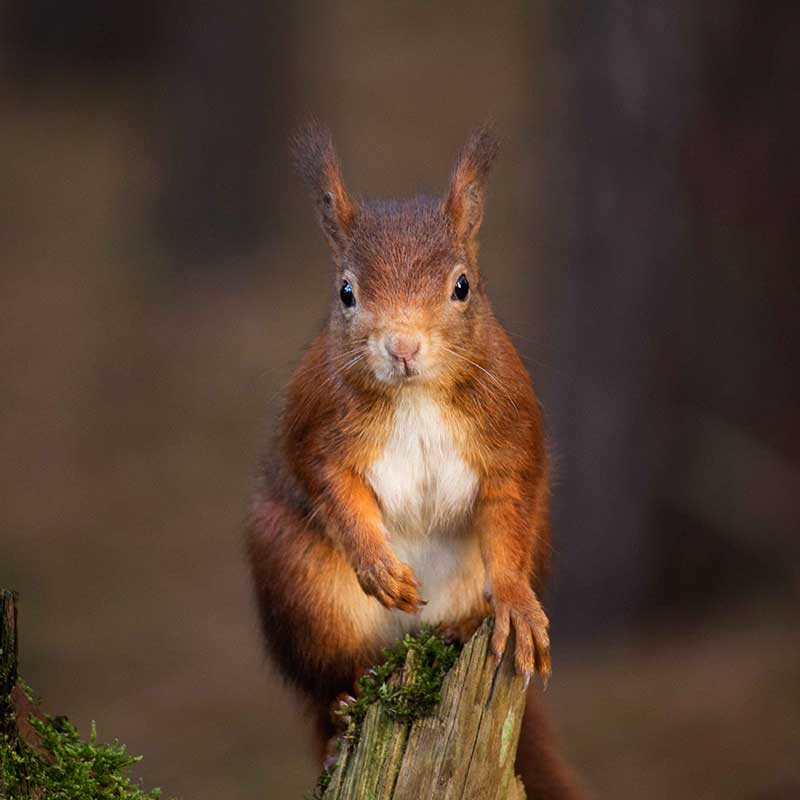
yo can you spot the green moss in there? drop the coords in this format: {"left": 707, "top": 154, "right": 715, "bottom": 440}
{"left": 310, "top": 629, "right": 458, "bottom": 798}
{"left": 342, "top": 627, "right": 459, "bottom": 736}
{"left": 309, "top": 628, "right": 461, "bottom": 798}
{"left": 0, "top": 685, "right": 166, "bottom": 800}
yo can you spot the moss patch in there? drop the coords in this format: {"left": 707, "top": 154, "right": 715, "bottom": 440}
{"left": 1, "top": 683, "right": 166, "bottom": 800}
{"left": 311, "top": 628, "right": 459, "bottom": 798}
{"left": 342, "top": 627, "right": 458, "bottom": 734}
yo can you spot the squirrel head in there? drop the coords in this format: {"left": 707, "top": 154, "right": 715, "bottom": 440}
{"left": 293, "top": 121, "right": 499, "bottom": 389}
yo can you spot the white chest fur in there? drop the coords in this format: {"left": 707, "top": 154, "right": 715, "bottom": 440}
{"left": 367, "top": 390, "right": 479, "bottom": 540}
{"left": 362, "top": 390, "right": 485, "bottom": 636}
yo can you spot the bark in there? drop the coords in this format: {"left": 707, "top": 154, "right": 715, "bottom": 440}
{"left": 322, "top": 620, "right": 527, "bottom": 800}
{"left": 1, "top": 590, "right": 19, "bottom": 795}
{"left": 1, "top": 591, "right": 18, "bottom": 737}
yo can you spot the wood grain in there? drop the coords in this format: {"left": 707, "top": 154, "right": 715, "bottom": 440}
{"left": 322, "top": 619, "right": 527, "bottom": 800}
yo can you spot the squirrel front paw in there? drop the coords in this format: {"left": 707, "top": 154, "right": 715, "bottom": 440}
{"left": 355, "top": 551, "right": 424, "bottom": 613}
{"left": 490, "top": 583, "right": 551, "bottom": 688}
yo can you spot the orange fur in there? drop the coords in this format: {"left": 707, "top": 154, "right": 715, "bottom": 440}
{"left": 246, "top": 122, "right": 583, "bottom": 797}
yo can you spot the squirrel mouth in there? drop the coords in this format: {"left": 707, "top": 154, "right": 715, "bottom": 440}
{"left": 382, "top": 361, "right": 423, "bottom": 384}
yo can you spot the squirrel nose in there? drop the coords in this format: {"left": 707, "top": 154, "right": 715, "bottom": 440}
{"left": 386, "top": 333, "right": 421, "bottom": 363}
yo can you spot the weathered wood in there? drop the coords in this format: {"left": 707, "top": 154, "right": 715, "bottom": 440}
{"left": 1, "top": 590, "right": 19, "bottom": 796}
{"left": 1, "top": 590, "right": 18, "bottom": 737}
{"left": 1, "top": 590, "right": 49, "bottom": 763}
{"left": 322, "top": 620, "right": 527, "bottom": 800}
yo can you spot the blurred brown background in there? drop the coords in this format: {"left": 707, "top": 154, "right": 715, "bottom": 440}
{"left": 1, "top": 2, "right": 798, "bottom": 798}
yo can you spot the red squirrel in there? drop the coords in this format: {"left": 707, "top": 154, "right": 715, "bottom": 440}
{"left": 247, "top": 122, "right": 583, "bottom": 797}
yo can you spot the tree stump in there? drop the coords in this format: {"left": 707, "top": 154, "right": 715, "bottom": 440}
{"left": 1, "top": 590, "right": 18, "bottom": 731}
{"left": 321, "top": 619, "right": 527, "bottom": 800}
{"left": 1, "top": 590, "right": 19, "bottom": 795}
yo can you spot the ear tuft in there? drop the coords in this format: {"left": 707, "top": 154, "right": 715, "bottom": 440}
{"left": 292, "top": 119, "right": 356, "bottom": 255}
{"left": 444, "top": 122, "right": 500, "bottom": 248}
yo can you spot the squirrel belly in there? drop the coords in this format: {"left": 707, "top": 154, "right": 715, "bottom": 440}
{"left": 365, "top": 388, "right": 487, "bottom": 636}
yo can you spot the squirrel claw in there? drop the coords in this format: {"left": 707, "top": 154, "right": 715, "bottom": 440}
{"left": 491, "top": 586, "right": 551, "bottom": 685}
{"left": 491, "top": 644, "right": 505, "bottom": 665}
{"left": 330, "top": 692, "right": 357, "bottom": 730}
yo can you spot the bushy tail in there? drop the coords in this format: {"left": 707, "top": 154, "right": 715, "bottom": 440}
{"left": 515, "top": 691, "right": 588, "bottom": 800}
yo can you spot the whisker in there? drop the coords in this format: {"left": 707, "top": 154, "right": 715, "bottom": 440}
{"left": 309, "top": 349, "right": 368, "bottom": 397}
{"left": 439, "top": 344, "right": 520, "bottom": 414}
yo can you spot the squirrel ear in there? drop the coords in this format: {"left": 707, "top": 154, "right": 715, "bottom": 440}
{"left": 293, "top": 120, "right": 357, "bottom": 256}
{"left": 443, "top": 123, "right": 499, "bottom": 248}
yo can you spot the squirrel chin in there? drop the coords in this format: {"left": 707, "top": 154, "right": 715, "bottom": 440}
{"left": 368, "top": 358, "right": 432, "bottom": 387}
{"left": 376, "top": 369, "right": 426, "bottom": 387}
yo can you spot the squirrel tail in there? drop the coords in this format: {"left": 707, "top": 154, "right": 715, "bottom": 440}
{"left": 515, "top": 691, "right": 589, "bottom": 800}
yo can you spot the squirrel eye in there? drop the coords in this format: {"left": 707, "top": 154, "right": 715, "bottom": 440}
{"left": 340, "top": 280, "right": 356, "bottom": 308}
{"left": 452, "top": 274, "right": 469, "bottom": 302}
